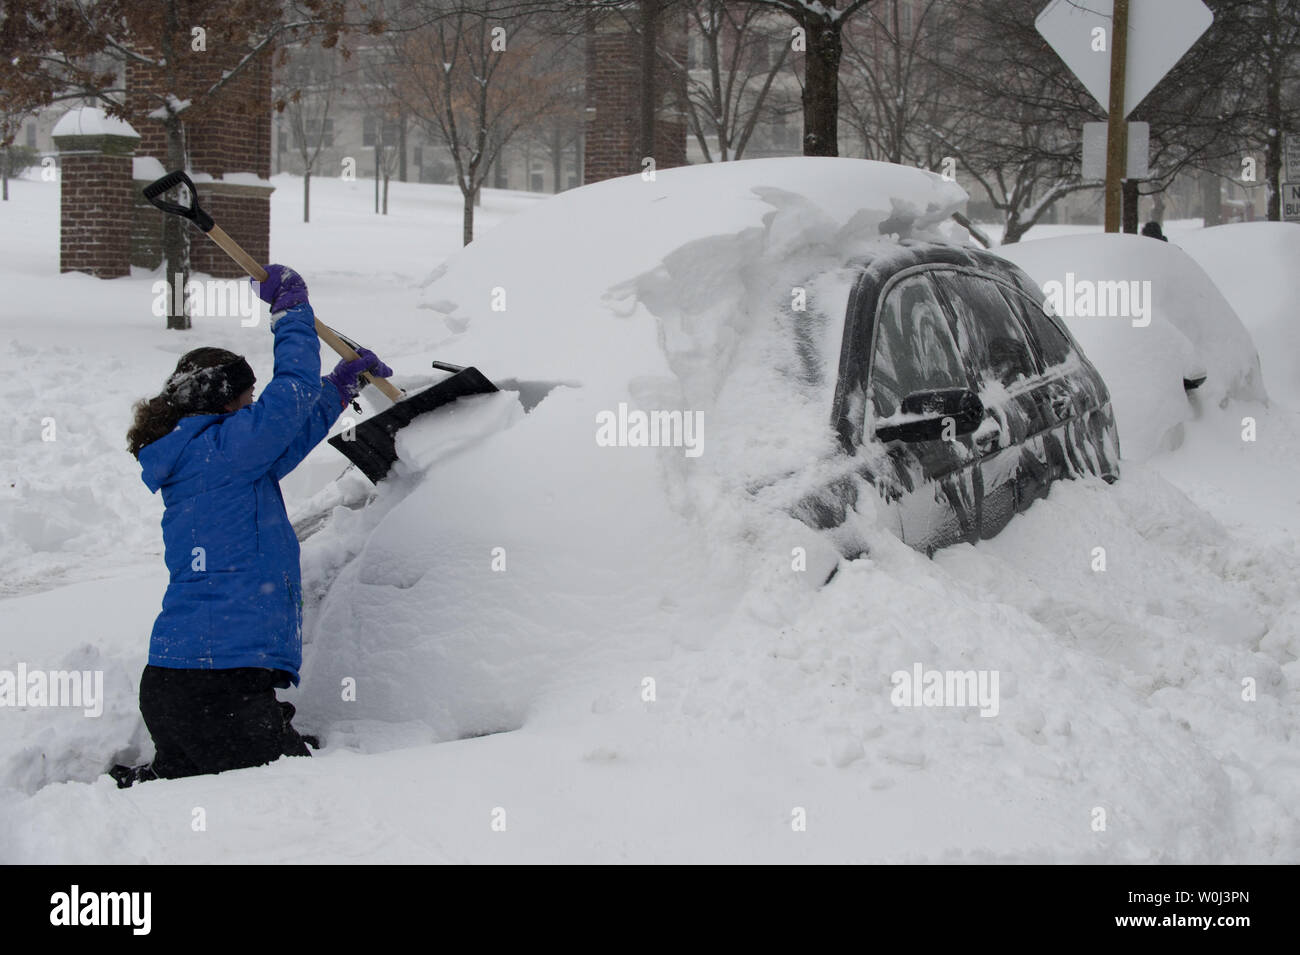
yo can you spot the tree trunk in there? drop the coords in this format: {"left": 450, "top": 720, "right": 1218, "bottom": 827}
{"left": 163, "top": 119, "right": 190, "bottom": 330}
{"left": 383, "top": 172, "right": 389, "bottom": 215}
{"left": 1121, "top": 179, "right": 1139, "bottom": 233}
{"left": 304, "top": 170, "right": 310, "bottom": 223}
{"left": 2, "top": 147, "right": 9, "bottom": 201}
{"left": 1200, "top": 167, "right": 1221, "bottom": 226}
{"left": 1265, "top": 49, "right": 1282, "bottom": 220}
{"left": 1002, "top": 215, "right": 1028, "bottom": 245}
{"left": 552, "top": 126, "right": 563, "bottom": 193}
{"left": 801, "top": 14, "right": 842, "bottom": 157}
{"left": 640, "top": 0, "right": 659, "bottom": 167}
{"left": 398, "top": 113, "right": 407, "bottom": 183}
{"left": 463, "top": 187, "right": 474, "bottom": 245}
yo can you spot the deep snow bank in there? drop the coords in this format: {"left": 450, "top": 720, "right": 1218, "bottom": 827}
{"left": 996, "top": 234, "right": 1266, "bottom": 461}
{"left": 299, "top": 159, "right": 969, "bottom": 737}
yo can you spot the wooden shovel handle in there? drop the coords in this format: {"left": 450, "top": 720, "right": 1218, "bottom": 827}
{"left": 209, "top": 225, "right": 268, "bottom": 282}
{"left": 206, "top": 225, "right": 404, "bottom": 402}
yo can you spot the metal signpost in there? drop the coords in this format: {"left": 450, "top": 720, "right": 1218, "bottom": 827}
{"left": 1036, "top": 0, "right": 1214, "bottom": 232}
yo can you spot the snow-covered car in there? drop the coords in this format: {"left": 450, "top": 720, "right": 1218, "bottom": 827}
{"left": 294, "top": 158, "right": 1134, "bottom": 738}
{"left": 792, "top": 240, "right": 1120, "bottom": 556}
{"left": 997, "top": 233, "right": 1266, "bottom": 461}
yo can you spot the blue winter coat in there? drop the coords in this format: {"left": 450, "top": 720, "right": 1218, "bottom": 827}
{"left": 138, "top": 304, "right": 346, "bottom": 685}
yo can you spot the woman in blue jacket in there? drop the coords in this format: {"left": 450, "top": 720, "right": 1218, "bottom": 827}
{"left": 111, "top": 265, "right": 390, "bottom": 786}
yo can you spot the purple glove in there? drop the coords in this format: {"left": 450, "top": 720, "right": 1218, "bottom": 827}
{"left": 251, "top": 264, "right": 309, "bottom": 318}
{"left": 325, "top": 348, "right": 394, "bottom": 405}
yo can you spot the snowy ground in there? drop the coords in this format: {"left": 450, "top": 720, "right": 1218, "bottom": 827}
{"left": 0, "top": 169, "right": 1297, "bottom": 863}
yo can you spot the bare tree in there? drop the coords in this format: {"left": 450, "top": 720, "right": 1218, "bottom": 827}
{"left": 724, "top": 0, "right": 878, "bottom": 156}
{"left": 923, "top": 0, "right": 1104, "bottom": 243}
{"left": 276, "top": 42, "right": 347, "bottom": 223}
{"left": 0, "top": 105, "right": 36, "bottom": 201}
{"left": 840, "top": 0, "right": 954, "bottom": 166}
{"left": 391, "top": 0, "right": 581, "bottom": 244}
{"left": 668, "top": 0, "right": 796, "bottom": 161}
{"left": 1235, "top": 0, "right": 1300, "bottom": 220}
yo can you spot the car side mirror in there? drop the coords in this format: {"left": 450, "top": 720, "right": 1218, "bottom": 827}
{"left": 875, "top": 388, "right": 983, "bottom": 443}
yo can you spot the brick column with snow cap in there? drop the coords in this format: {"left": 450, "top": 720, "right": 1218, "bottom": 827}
{"left": 52, "top": 107, "right": 140, "bottom": 278}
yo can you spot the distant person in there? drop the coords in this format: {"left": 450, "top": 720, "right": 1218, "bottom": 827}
{"left": 1141, "top": 220, "right": 1168, "bottom": 241}
{"left": 110, "top": 265, "right": 392, "bottom": 787}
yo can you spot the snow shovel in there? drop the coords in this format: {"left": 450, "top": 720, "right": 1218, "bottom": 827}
{"left": 142, "top": 169, "right": 498, "bottom": 483}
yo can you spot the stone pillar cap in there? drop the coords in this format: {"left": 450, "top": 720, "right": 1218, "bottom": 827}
{"left": 52, "top": 106, "right": 140, "bottom": 140}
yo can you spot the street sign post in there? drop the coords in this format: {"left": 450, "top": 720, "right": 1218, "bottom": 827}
{"left": 1035, "top": 0, "right": 1214, "bottom": 118}
{"left": 1082, "top": 122, "right": 1149, "bottom": 179}
{"left": 1037, "top": 0, "right": 1214, "bottom": 232}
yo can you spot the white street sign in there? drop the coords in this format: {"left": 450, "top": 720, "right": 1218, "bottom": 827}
{"left": 1286, "top": 133, "right": 1300, "bottom": 181}
{"left": 1282, "top": 183, "right": 1300, "bottom": 222}
{"left": 1082, "top": 121, "right": 1150, "bottom": 178}
{"left": 1036, "top": 0, "right": 1213, "bottom": 117}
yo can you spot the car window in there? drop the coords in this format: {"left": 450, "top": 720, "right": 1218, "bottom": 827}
{"left": 870, "top": 274, "right": 968, "bottom": 420}
{"left": 931, "top": 271, "right": 1039, "bottom": 389}
{"left": 999, "top": 285, "right": 1077, "bottom": 368}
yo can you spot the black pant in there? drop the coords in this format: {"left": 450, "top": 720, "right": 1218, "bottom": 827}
{"left": 139, "top": 665, "right": 311, "bottom": 780}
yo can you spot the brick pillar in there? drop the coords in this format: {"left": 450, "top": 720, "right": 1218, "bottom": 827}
{"left": 52, "top": 109, "right": 140, "bottom": 278}
{"left": 584, "top": 6, "right": 687, "bottom": 184}
{"left": 126, "top": 47, "right": 274, "bottom": 278}
{"left": 189, "top": 180, "right": 273, "bottom": 276}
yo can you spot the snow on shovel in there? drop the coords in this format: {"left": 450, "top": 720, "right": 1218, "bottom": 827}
{"left": 142, "top": 169, "right": 497, "bottom": 483}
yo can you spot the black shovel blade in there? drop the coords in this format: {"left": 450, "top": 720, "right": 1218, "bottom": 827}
{"left": 328, "top": 367, "right": 498, "bottom": 483}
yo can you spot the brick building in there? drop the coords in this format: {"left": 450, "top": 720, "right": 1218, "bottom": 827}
{"left": 583, "top": 5, "right": 688, "bottom": 183}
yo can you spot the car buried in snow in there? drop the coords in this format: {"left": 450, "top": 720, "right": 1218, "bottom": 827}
{"left": 791, "top": 240, "right": 1120, "bottom": 556}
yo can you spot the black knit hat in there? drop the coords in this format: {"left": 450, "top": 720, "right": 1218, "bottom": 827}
{"left": 163, "top": 347, "right": 256, "bottom": 413}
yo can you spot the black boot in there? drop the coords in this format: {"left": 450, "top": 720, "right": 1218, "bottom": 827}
{"left": 278, "top": 701, "right": 320, "bottom": 753}
{"left": 109, "top": 763, "right": 159, "bottom": 789}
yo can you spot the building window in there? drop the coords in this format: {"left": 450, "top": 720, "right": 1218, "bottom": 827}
{"left": 365, "top": 117, "right": 399, "bottom": 147}
{"left": 306, "top": 117, "right": 334, "bottom": 147}
{"left": 771, "top": 113, "right": 797, "bottom": 150}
